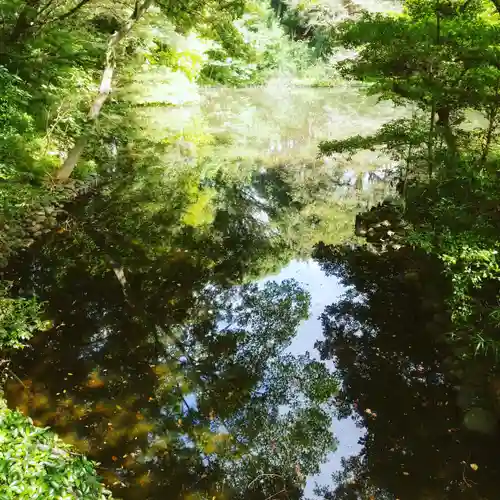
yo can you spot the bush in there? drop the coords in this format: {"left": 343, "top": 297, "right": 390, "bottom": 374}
{"left": 0, "top": 406, "right": 111, "bottom": 499}
{"left": 0, "top": 284, "right": 51, "bottom": 350}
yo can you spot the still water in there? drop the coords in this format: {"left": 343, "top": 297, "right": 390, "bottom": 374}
{"left": 2, "top": 83, "right": 500, "bottom": 499}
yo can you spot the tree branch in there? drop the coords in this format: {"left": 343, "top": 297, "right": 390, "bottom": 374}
{"left": 55, "top": 0, "right": 153, "bottom": 181}
{"left": 9, "top": 0, "right": 42, "bottom": 41}
{"left": 56, "top": 0, "right": 92, "bottom": 22}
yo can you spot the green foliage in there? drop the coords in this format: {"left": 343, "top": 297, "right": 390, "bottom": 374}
{"left": 273, "top": 0, "right": 344, "bottom": 58}
{"left": 0, "top": 407, "right": 111, "bottom": 499}
{"left": 0, "top": 0, "right": 331, "bottom": 266}
{"left": 0, "top": 1, "right": 381, "bottom": 496}
{"left": 199, "top": 0, "right": 316, "bottom": 85}
{"left": 0, "top": 284, "right": 50, "bottom": 350}
{"left": 317, "top": 0, "right": 500, "bottom": 357}
{"left": 0, "top": 66, "right": 37, "bottom": 179}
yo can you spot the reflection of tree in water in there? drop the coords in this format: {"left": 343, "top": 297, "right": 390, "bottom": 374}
{"left": 312, "top": 229, "right": 500, "bottom": 499}
{"left": 2, "top": 173, "right": 338, "bottom": 499}
{"left": 250, "top": 160, "right": 386, "bottom": 256}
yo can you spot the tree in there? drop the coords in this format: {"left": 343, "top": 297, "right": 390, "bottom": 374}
{"left": 52, "top": 0, "right": 246, "bottom": 180}
{"left": 317, "top": 0, "right": 500, "bottom": 356}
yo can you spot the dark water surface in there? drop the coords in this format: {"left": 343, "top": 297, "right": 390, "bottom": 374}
{"left": 2, "top": 85, "right": 500, "bottom": 499}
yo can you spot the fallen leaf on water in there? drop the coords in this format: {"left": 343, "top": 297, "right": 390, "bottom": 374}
{"left": 116, "top": 405, "right": 122, "bottom": 410}
{"left": 148, "top": 397, "right": 154, "bottom": 401}
{"left": 470, "top": 463, "right": 479, "bottom": 471}
{"left": 112, "top": 456, "right": 118, "bottom": 462}
{"left": 403, "top": 472, "right": 409, "bottom": 476}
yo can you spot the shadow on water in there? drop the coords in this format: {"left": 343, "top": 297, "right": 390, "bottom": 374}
{"left": 311, "top": 204, "right": 500, "bottom": 500}
{"left": 1, "top": 169, "right": 343, "bottom": 499}
{"left": 5, "top": 181, "right": 500, "bottom": 500}
{"left": 4, "top": 82, "right": 499, "bottom": 499}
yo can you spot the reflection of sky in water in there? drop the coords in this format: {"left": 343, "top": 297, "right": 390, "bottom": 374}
{"left": 260, "top": 260, "right": 363, "bottom": 497}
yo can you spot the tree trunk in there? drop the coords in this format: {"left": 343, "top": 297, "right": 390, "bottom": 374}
{"left": 55, "top": 136, "right": 87, "bottom": 180}
{"left": 54, "top": 0, "right": 154, "bottom": 181}
{"left": 436, "top": 107, "right": 459, "bottom": 163}
{"left": 10, "top": 0, "right": 42, "bottom": 41}
{"left": 479, "top": 107, "right": 498, "bottom": 167}
{"left": 427, "top": 101, "right": 436, "bottom": 179}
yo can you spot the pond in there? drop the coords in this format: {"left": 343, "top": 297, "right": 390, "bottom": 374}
{"left": 2, "top": 82, "right": 500, "bottom": 500}
{"left": 139, "top": 82, "right": 407, "bottom": 165}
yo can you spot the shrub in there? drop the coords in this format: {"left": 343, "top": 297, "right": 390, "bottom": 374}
{"left": 0, "top": 406, "right": 111, "bottom": 499}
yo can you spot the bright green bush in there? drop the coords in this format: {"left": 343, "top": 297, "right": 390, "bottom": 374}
{"left": 0, "top": 284, "right": 51, "bottom": 350}
{"left": 0, "top": 407, "right": 111, "bottom": 499}
{"left": 198, "top": 0, "right": 316, "bottom": 85}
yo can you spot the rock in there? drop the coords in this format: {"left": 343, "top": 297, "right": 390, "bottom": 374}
{"left": 463, "top": 407, "right": 497, "bottom": 435}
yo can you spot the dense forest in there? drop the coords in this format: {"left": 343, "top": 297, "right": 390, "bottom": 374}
{"left": 1, "top": 0, "right": 500, "bottom": 498}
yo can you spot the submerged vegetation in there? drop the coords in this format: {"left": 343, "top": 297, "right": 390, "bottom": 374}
{"left": 3, "top": 0, "right": 500, "bottom": 497}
